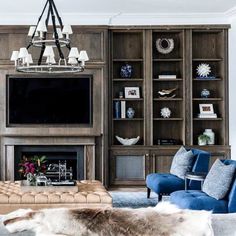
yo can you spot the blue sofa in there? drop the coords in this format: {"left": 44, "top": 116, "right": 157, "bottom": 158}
{"left": 170, "top": 159, "right": 236, "bottom": 213}
{"left": 146, "top": 148, "right": 210, "bottom": 201}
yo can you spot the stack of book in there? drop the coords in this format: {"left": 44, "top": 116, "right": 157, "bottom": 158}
{"left": 198, "top": 113, "right": 217, "bottom": 118}
{"left": 114, "top": 101, "right": 126, "bottom": 119}
{"left": 158, "top": 74, "right": 177, "bottom": 79}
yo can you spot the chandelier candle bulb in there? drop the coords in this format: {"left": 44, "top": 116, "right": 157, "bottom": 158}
{"left": 37, "top": 20, "right": 47, "bottom": 38}
{"left": 68, "top": 57, "right": 78, "bottom": 65}
{"left": 43, "top": 46, "right": 55, "bottom": 58}
{"left": 10, "top": 51, "right": 19, "bottom": 66}
{"left": 26, "top": 54, "right": 33, "bottom": 66}
{"left": 62, "top": 25, "right": 73, "bottom": 39}
{"left": 68, "top": 47, "right": 80, "bottom": 58}
{"left": 18, "top": 48, "right": 29, "bottom": 65}
{"left": 28, "top": 26, "right": 38, "bottom": 37}
{"left": 46, "top": 56, "right": 56, "bottom": 65}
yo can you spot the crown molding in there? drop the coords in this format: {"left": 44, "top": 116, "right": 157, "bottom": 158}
{"left": 0, "top": 11, "right": 232, "bottom": 25}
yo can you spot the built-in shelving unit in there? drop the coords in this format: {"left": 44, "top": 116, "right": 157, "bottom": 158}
{"left": 108, "top": 26, "right": 230, "bottom": 187}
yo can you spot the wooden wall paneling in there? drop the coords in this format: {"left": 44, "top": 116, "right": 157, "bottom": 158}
{"left": 85, "top": 145, "right": 95, "bottom": 180}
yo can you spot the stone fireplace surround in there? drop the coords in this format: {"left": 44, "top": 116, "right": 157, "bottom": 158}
{"left": 1, "top": 136, "right": 95, "bottom": 181}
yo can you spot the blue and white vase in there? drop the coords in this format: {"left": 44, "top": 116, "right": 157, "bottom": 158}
{"left": 120, "top": 63, "right": 133, "bottom": 78}
{"left": 127, "top": 107, "right": 135, "bottom": 118}
{"left": 201, "top": 89, "right": 210, "bottom": 98}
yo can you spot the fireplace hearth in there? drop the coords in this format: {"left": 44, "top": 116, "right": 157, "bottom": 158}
{"left": 14, "top": 146, "right": 84, "bottom": 181}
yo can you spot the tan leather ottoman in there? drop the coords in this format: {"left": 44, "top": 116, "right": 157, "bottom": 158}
{"left": 0, "top": 180, "right": 112, "bottom": 214}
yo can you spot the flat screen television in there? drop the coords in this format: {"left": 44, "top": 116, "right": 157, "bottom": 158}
{"left": 7, "top": 75, "right": 93, "bottom": 125}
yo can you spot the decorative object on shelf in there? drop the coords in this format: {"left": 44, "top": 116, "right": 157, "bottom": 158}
{"left": 198, "top": 104, "right": 217, "bottom": 118}
{"left": 198, "top": 134, "right": 210, "bottom": 146}
{"left": 10, "top": 0, "right": 89, "bottom": 73}
{"left": 126, "top": 107, "right": 135, "bottom": 118}
{"left": 160, "top": 107, "right": 171, "bottom": 118}
{"left": 156, "top": 38, "right": 174, "bottom": 54}
{"left": 124, "top": 87, "right": 140, "bottom": 98}
{"left": 120, "top": 63, "right": 133, "bottom": 78}
{"left": 158, "top": 87, "right": 178, "bottom": 98}
{"left": 201, "top": 89, "right": 210, "bottom": 98}
{"left": 116, "top": 135, "right": 140, "bottom": 145}
{"left": 36, "top": 173, "right": 48, "bottom": 186}
{"left": 119, "top": 91, "right": 124, "bottom": 99}
{"left": 157, "top": 138, "right": 181, "bottom": 145}
{"left": 196, "top": 63, "right": 213, "bottom": 78}
{"left": 19, "top": 155, "right": 47, "bottom": 186}
{"left": 114, "top": 101, "right": 121, "bottom": 118}
{"left": 203, "top": 129, "right": 215, "bottom": 145}
{"left": 158, "top": 74, "right": 177, "bottom": 79}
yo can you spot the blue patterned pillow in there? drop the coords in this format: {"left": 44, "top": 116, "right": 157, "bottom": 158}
{"left": 202, "top": 159, "right": 235, "bottom": 200}
{"left": 170, "top": 146, "right": 194, "bottom": 179}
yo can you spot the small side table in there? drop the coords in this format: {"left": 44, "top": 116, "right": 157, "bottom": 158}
{"left": 184, "top": 172, "right": 207, "bottom": 190}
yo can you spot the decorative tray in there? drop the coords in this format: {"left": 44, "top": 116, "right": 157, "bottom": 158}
{"left": 20, "top": 180, "right": 78, "bottom": 193}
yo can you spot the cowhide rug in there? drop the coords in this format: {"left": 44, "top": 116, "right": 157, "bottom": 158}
{"left": 2, "top": 202, "right": 213, "bottom": 236}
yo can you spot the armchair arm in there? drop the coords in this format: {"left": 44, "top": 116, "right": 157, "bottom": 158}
{"left": 189, "top": 149, "right": 210, "bottom": 190}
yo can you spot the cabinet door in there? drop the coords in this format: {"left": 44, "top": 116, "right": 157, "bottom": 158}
{"left": 150, "top": 149, "right": 179, "bottom": 173}
{"left": 110, "top": 149, "right": 150, "bottom": 186}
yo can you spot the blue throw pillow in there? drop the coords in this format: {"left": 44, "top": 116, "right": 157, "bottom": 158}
{"left": 170, "top": 146, "right": 194, "bottom": 179}
{"left": 202, "top": 159, "right": 235, "bottom": 200}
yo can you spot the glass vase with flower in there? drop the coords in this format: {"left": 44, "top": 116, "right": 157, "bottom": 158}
{"left": 18, "top": 155, "right": 47, "bottom": 186}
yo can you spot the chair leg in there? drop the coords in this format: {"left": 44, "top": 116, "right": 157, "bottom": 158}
{"left": 158, "top": 194, "right": 162, "bottom": 202}
{"left": 147, "top": 187, "right": 151, "bottom": 198}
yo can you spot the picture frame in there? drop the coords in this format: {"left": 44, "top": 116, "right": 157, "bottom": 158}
{"left": 199, "top": 104, "right": 214, "bottom": 114}
{"left": 124, "top": 87, "right": 140, "bottom": 99}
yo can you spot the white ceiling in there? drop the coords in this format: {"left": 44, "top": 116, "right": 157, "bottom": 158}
{"left": 1, "top": 0, "right": 236, "bottom": 14}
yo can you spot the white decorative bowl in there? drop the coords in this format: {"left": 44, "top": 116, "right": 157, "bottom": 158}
{"left": 116, "top": 136, "right": 140, "bottom": 145}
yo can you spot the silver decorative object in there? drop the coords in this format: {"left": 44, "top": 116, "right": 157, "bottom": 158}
{"left": 201, "top": 89, "right": 210, "bottom": 98}
{"left": 156, "top": 38, "right": 174, "bottom": 54}
{"left": 196, "top": 63, "right": 211, "bottom": 77}
{"left": 116, "top": 136, "right": 140, "bottom": 145}
{"left": 160, "top": 107, "right": 171, "bottom": 118}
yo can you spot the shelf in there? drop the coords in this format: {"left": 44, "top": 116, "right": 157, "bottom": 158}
{"left": 193, "top": 118, "right": 223, "bottom": 121}
{"left": 192, "top": 58, "right": 223, "bottom": 62}
{"left": 193, "top": 98, "right": 222, "bottom": 101}
{"left": 153, "top": 59, "right": 183, "bottom": 62}
{"left": 113, "top": 118, "right": 144, "bottom": 121}
{"left": 153, "top": 78, "right": 183, "bottom": 81}
{"left": 113, "top": 98, "right": 143, "bottom": 101}
{"left": 153, "top": 118, "right": 183, "bottom": 121}
{"left": 153, "top": 98, "right": 183, "bottom": 101}
{"left": 113, "top": 78, "right": 143, "bottom": 82}
{"left": 193, "top": 78, "right": 222, "bottom": 81}
{"left": 113, "top": 59, "right": 143, "bottom": 62}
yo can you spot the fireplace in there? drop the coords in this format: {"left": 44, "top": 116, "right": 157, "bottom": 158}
{"left": 14, "top": 146, "right": 84, "bottom": 181}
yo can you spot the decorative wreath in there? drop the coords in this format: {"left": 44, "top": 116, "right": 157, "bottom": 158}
{"left": 156, "top": 38, "right": 174, "bottom": 54}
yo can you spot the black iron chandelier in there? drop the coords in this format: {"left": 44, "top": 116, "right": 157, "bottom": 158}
{"left": 10, "top": 0, "right": 89, "bottom": 73}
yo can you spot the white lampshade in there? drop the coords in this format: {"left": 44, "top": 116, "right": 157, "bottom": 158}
{"left": 78, "top": 50, "right": 89, "bottom": 61}
{"left": 28, "top": 26, "right": 39, "bottom": 37}
{"left": 62, "top": 25, "right": 73, "bottom": 34}
{"left": 10, "top": 51, "right": 19, "bottom": 61}
{"left": 53, "top": 28, "right": 63, "bottom": 39}
{"left": 18, "top": 48, "right": 29, "bottom": 58}
{"left": 36, "top": 20, "right": 47, "bottom": 32}
{"left": 26, "top": 54, "right": 33, "bottom": 64}
{"left": 43, "top": 46, "right": 55, "bottom": 57}
{"left": 68, "top": 57, "right": 78, "bottom": 65}
{"left": 46, "top": 56, "right": 56, "bottom": 64}
{"left": 68, "top": 47, "right": 80, "bottom": 58}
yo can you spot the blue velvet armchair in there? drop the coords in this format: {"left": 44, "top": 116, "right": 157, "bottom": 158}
{"left": 146, "top": 148, "right": 210, "bottom": 201}
{"left": 170, "top": 159, "right": 236, "bottom": 213}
